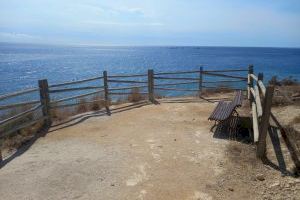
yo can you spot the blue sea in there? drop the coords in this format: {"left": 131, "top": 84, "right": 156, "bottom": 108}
{"left": 0, "top": 42, "right": 300, "bottom": 96}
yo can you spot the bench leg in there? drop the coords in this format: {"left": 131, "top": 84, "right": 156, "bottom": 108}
{"left": 210, "top": 121, "right": 218, "bottom": 132}
{"left": 228, "top": 110, "right": 240, "bottom": 139}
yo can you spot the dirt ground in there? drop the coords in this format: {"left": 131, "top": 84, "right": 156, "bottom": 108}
{"left": 0, "top": 95, "right": 299, "bottom": 200}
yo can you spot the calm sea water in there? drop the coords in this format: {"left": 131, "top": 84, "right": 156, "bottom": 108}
{"left": 1, "top": 42, "right": 300, "bottom": 95}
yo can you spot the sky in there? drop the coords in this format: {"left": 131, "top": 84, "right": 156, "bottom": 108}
{"left": 0, "top": 0, "right": 300, "bottom": 47}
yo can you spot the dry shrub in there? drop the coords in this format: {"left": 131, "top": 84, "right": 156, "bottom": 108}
{"left": 76, "top": 98, "right": 88, "bottom": 114}
{"left": 2, "top": 120, "right": 44, "bottom": 150}
{"left": 155, "top": 93, "right": 165, "bottom": 99}
{"left": 271, "top": 86, "right": 298, "bottom": 106}
{"left": 50, "top": 94, "right": 107, "bottom": 122}
{"left": 1, "top": 105, "right": 45, "bottom": 151}
{"left": 89, "top": 94, "right": 105, "bottom": 111}
{"left": 50, "top": 101, "right": 74, "bottom": 121}
{"left": 202, "top": 86, "right": 234, "bottom": 96}
{"left": 284, "top": 125, "right": 300, "bottom": 151}
{"left": 50, "top": 106, "right": 74, "bottom": 121}
{"left": 1, "top": 105, "right": 35, "bottom": 133}
{"left": 292, "top": 116, "right": 300, "bottom": 124}
{"left": 272, "top": 96, "right": 290, "bottom": 106}
{"left": 128, "top": 87, "right": 145, "bottom": 102}
{"left": 269, "top": 76, "right": 299, "bottom": 86}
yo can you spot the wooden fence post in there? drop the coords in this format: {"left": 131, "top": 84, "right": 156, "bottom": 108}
{"left": 257, "top": 85, "right": 274, "bottom": 158}
{"left": 258, "top": 73, "right": 264, "bottom": 94}
{"left": 258, "top": 73, "right": 263, "bottom": 81}
{"left": 38, "top": 79, "right": 51, "bottom": 127}
{"left": 103, "top": 71, "right": 110, "bottom": 115}
{"left": 199, "top": 66, "right": 203, "bottom": 97}
{"left": 148, "top": 69, "right": 155, "bottom": 102}
{"left": 0, "top": 139, "right": 3, "bottom": 165}
{"left": 248, "top": 65, "right": 254, "bottom": 101}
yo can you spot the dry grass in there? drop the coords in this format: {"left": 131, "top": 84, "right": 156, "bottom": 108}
{"left": 127, "top": 87, "right": 145, "bottom": 102}
{"left": 154, "top": 93, "right": 165, "bottom": 99}
{"left": 76, "top": 98, "right": 88, "bottom": 114}
{"left": 1, "top": 105, "right": 45, "bottom": 152}
{"left": 283, "top": 125, "right": 300, "bottom": 153}
{"left": 50, "top": 106, "right": 74, "bottom": 122}
{"left": 89, "top": 94, "right": 106, "bottom": 111}
{"left": 272, "top": 85, "right": 300, "bottom": 106}
{"left": 114, "top": 87, "right": 146, "bottom": 104}
{"left": 269, "top": 76, "right": 299, "bottom": 86}
{"left": 50, "top": 94, "right": 108, "bottom": 122}
{"left": 292, "top": 116, "right": 300, "bottom": 124}
{"left": 202, "top": 86, "right": 234, "bottom": 96}
{"left": 2, "top": 121, "right": 44, "bottom": 151}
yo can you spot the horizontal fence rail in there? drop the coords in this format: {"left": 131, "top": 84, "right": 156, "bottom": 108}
{"left": 0, "top": 104, "right": 42, "bottom": 128}
{"left": 202, "top": 69, "right": 248, "bottom": 73}
{"left": 0, "top": 88, "right": 39, "bottom": 101}
{"left": 0, "top": 100, "right": 40, "bottom": 110}
{"left": 0, "top": 66, "right": 250, "bottom": 163}
{"left": 49, "top": 76, "right": 104, "bottom": 88}
{"left": 154, "top": 70, "right": 200, "bottom": 75}
{"left": 108, "top": 73, "right": 147, "bottom": 78}
{"left": 154, "top": 76, "right": 200, "bottom": 81}
{"left": 50, "top": 89, "right": 105, "bottom": 104}
{"left": 49, "top": 86, "right": 104, "bottom": 93}
{"left": 203, "top": 72, "right": 247, "bottom": 80}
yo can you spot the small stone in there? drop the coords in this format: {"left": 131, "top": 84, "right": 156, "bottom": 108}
{"left": 174, "top": 139, "right": 177, "bottom": 141}
{"left": 111, "top": 183, "right": 115, "bottom": 186}
{"left": 292, "top": 92, "right": 300, "bottom": 98}
{"left": 269, "top": 181, "right": 280, "bottom": 188}
{"left": 256, "top": 174, "right": 265, "bottom": 181}
{"left": 228, "top": 187, "right": 234, "bottom": 192}
{"left": 294, "top": 179, "right": 300, "bottom": 184}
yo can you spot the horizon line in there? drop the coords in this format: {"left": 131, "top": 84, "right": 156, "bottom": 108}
{"left": 1, "top": 41, "right": 300, "bottom": 49}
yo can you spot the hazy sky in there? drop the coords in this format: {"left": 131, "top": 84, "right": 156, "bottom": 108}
{"left": 0, "top": 0, "right": 299, "bottom": 47}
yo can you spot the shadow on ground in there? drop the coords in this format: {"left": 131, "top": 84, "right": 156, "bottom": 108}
{"left": 212, "top": 115, "right": 299, "bottom": 176}
{"left": 212, "top": 116, "right": 252, "bottom": 144}
{"left": 0, "top": 100, "right": 151, "bottom": 169}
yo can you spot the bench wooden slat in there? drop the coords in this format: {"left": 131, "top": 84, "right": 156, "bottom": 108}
{"left": 208, "top": 101, "right": 232, "bottom": 121}
{"left": 208, "top": 90, "right": 243, "bottom": 122}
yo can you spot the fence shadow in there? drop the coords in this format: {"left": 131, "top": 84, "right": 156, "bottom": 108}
{"left": 0, "top": 101, "right": 151, "bottom": 168}
{"left": 49, "top": 100, "right": 151, "bottom": 132}
{"left": 262, "top": 126, "right": 298, "bottom": 177}
{"left": 266, "top": 126, "right": 288, "bottom": 174}
{"left": 157, "top": 96, "right": 231, "bottom": 104}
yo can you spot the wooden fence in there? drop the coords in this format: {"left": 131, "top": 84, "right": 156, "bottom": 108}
{"left": 0, "top": 67, "right": 249, "bottom": 163}
{"left": 248, "top": 66, "right": 275, "bottom": 158}
{"left": 249, "top": 68, "right": 300, "bottom": 168}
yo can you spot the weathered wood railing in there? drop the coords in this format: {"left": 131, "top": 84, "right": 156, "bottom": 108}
{"left": 0, "top": 67, "right": 249, "bottom": 163}
{"left": 249, "top": 68, "right": 300, "bottom": 168}
{"left": 248, "top": 66, "right": 276, "bottom": 158}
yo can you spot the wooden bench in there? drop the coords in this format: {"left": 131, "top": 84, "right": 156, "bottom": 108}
{"left": 208, "top": 90, "right": 243, "bottom": 134}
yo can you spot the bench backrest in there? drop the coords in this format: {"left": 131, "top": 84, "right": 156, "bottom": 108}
{"left": 232, "top": 90, "right": 243, "bottom": 107}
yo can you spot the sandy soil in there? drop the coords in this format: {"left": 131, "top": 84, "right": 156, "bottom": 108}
{"left": 0, "top": 96, "right": 299, "bottom": 200}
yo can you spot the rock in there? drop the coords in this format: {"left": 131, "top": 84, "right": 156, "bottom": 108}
{"left": 294, "top": 179, "right": 300, "bottom": 184}
{"left": 292, "top": 92, "right": 300, "bottom": 98}
{"left": 269, "top": 181, "right": 280, "bottom": 188}
{"left": 228, "top": 187, "right": 234, "bottom": 192}
{"left": 256, "top": 174, "right": 265, "bottom": 181}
